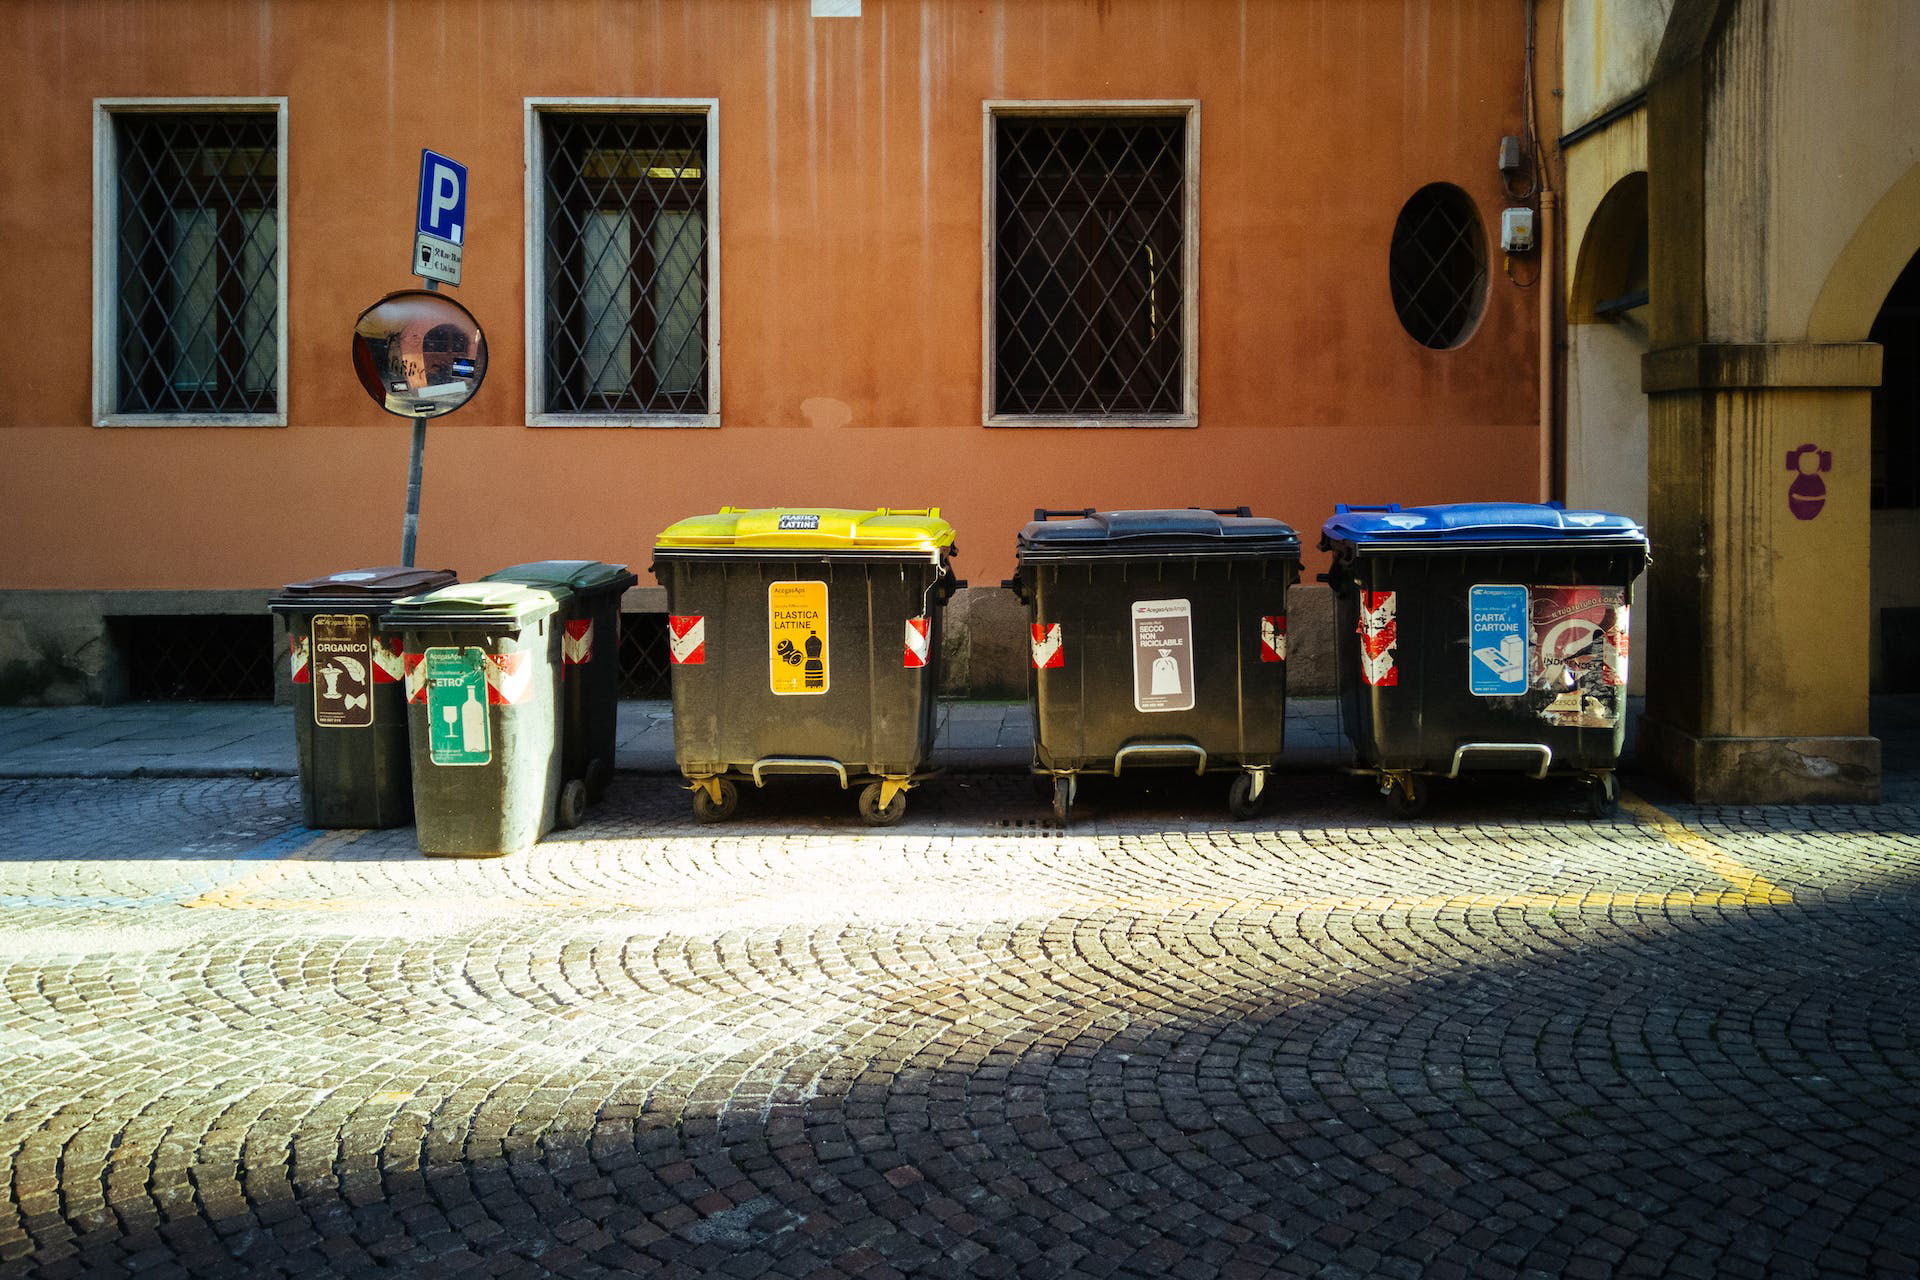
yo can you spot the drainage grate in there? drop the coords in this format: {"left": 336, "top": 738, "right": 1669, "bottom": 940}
{"left": 112, "top": 615, "right": 274, "bottom": 701}
{"left": 619, "top": 613, "right": 671, "bottom": 698}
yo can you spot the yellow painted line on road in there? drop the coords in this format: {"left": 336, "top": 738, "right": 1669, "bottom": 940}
{"left": 1618, "top": 790, "right": 1793, "bottom": 904}
{"left": 181, "top": 830, "right": 367, "bottom": 909}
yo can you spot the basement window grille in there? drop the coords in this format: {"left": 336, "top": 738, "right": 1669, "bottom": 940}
{"left": 1389, "top": 183, "right": 1488, "bottom": 350}
{"left": 112, "top": 615, "right": 274, "bottom": 702}
{"left": 618, "top": 613, "right": 672, "bottom": 698}
{"left": 992, "top": 114, "right": 1189, "bottom": 419}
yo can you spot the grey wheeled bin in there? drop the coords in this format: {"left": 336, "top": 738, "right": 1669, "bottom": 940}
{"left": 482, "top": 561, "right": 638, "bottom": 813}
{"left": 1008, "top": 507, "right": 1302, "bottom": 824}
{"left": 381, "top": 582, "right": 566, "bottom": 856}
{"left": 269, "top": 566, "right": 457, "bottom": 828}
{"left": 652, "top": 507, "right": 961, "bottom": 826}
{"left": 1319, "top": 502, "right": 1651, "bottom": 818}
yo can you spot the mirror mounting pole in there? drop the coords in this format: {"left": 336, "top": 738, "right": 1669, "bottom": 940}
{"left": 400, "top": 278, "right": 439, "bottom": 567}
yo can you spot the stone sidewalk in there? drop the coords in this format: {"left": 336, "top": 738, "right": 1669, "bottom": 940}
{"left": 0, "top": 698, "right": 1352, "bottom": 779}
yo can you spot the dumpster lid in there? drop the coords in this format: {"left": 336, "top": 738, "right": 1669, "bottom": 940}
{"left": 1320, "top": 502, "right": 1648, "bottom": 551}
{"left": 271, "top": 566, "right": 458, "bottom": 607}
{"left": 481, "top": 560, "right": 638, "bottom": 598}
{"left": 1016, "top": 508, "right": 1301, "bottom": 560}
{"left": 382, "top": 581, "right": 560, "bottom": 630}
{"left": 654, "top": 508, "right": 956, "bottom": 557}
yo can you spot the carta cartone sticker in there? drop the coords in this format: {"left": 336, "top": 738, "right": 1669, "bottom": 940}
{"left": 1467, "top": 585, "right": 1528, "bottom": 696}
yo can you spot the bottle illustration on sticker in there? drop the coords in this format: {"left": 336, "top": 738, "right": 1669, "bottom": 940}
{"left": 769, "top": 582, "right": 830, "bottom": 695}
{"left": 1132, "top": 599, "right": 1195, "bottom": 713}
{"left": 424, "top": 646, "right": 491, "bottom": 765}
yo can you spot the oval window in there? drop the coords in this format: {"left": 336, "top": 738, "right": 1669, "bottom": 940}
{"left": 1389, "top": 183, "right": 1488, "bottom": 349}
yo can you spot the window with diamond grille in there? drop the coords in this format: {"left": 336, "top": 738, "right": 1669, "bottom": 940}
{"left": 993, "top": 115, "right": 1188, "bottom": 419}
{"left": 110, "top": 111, "right": 281, "bottom": 416}
{"left": 539, "top": 112, "right": 710, "bottom": 417}
{"left": 1388, "top": 183, "right": 1488, "bottom": 350}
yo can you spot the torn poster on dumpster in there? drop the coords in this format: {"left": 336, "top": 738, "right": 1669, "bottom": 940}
{"left": 1528, "top": 586, "right": 1628, "bottom": 728}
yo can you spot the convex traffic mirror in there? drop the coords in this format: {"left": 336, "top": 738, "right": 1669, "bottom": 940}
{"left": 351, "top": 290, "right": 488, "bottom": 419}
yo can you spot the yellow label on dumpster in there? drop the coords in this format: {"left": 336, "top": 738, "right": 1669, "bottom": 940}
{"left": 768, "top": 581, "right": 829, "bottom": 695}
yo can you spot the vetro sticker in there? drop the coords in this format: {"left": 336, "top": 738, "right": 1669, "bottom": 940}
{"left": 424, "top": 646, "right": 490, "bottom": 765}
{"left": 768, "top": 581, "right": 829, "bottom": 695}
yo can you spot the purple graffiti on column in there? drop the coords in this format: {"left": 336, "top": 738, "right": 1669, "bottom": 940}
{"left": 1785, "top": 444, "right": 1832, "bottom": 521}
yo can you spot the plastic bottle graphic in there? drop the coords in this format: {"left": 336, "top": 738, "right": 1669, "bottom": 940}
{"left": 803, "top": 632, "right": 825, "bottom": 689}
{"left": 461, "top": 684, "right": 485, "bottom": 752}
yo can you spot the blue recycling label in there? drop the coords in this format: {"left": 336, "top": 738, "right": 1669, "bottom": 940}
{"left": 1468, "top": 585, "right": 1528, "bottom": 696}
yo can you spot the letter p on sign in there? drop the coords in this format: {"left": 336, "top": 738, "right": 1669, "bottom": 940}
{"left": 416, "top": 150, "right": 468, "bottom": 246}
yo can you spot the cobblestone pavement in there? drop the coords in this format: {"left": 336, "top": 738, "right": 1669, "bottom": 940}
{"left": 2, "top": 760, "right": 1918, "bottom": 1278}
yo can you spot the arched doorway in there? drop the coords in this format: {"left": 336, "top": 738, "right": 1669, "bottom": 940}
{"left": 1870, "top": 250, "right": 1920, "bottom": 691}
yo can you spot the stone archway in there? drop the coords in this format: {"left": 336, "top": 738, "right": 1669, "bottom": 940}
{"left": 1566, "top": 172, "right": 1651, "bottom": 692}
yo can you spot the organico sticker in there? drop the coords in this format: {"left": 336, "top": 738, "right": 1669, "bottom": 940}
{"left": 1132, "top": 599, "right": 1195, "bottom": 713}
{"left": 768, "top": 581, "right": 829, "bottom": 695}
{"left": 1467, "top": 585, "right": 1528, "bottom": 696}
{"left": 424, "top": 646, "right": 491, "bottom": 765}
{"left": 311, "top": 614, "right": 374, "bottom": 728}
{"left": 1529, "top": 586, "right": 1628, "bottom": 728}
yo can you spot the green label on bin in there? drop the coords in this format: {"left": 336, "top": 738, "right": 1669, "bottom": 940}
{"left": 425, "top": 647, "right": 491, "bottom": 766}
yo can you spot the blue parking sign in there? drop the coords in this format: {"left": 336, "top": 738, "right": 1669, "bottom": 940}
{"left": 417, "top": 150, "right": 467, "bottom": 245}
{"left": 1468, "top": 584, "right": 1528, "bottom": 696}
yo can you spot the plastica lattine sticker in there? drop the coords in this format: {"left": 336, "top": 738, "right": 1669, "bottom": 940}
{"left": 1132, "top": 599, "right": 1195, "bottom": 713}
{"left": 768, "top": 581, "right": 829, "bottom": 695}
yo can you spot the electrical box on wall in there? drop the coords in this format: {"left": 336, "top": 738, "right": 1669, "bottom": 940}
{"left": 1501, "top": 207, "right": 1536, "bottom": 253}
{"left": 1498, "top": 135, "right": 1523, "bottom": 174}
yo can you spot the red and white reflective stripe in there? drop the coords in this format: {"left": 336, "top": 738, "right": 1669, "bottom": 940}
{"left": 1031, "top": 622, "right": 1064, "bottom": 669}
{"left": 1259, "top": 615, "right": 1287, "bottom": 663}
{"left": 1358, "top": 590, "right": 1399, "bottom": 687}
{"left": 289, "top": 635, "right": 311, "bottom": 685}
{"left": 404, "top": 652, "right": 428, "bottom": 704}
{"left": 563, "top": 618, "right": 594, "bottom": 666}
{"left": 904, "top": 617, "right": 930, "bottom": 668}
{"left": 485, "top": 651, "right": 532, "bottom": 705}
{"left": 371, "top": 636, "right": 405, "bottom": 685}
{"left": 668, "top": 615, "right": 706, "bottom": 665}
{"left": 1604, "top": 605, "right": 1631, "bottom": 687}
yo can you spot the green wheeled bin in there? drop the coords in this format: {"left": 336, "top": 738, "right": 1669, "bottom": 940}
{"left": 1008, "top": 508, "right": 1302, "bottom": 824}
{"left": 651, "top": 507, "right": 962, "bottom": 826}
{"left": 382, "top": 582, "right": 566, "bottom": 856}
{"left": 269, "top": 566, "right": 457, "bottom": 829}
{"left": 481, "top": 561, "right": 638, "bottom": 812}
{"left": 1319, "top": 502, "right": 1651, "bottom": 818}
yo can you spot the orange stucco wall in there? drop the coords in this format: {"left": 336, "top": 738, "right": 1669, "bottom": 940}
{"left": 2, "top": 0, "right": 1541, "bottom": 590}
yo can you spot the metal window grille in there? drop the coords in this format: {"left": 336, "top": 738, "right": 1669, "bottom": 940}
{"left": 112, "top": 615, "right": 274, "bottom": 702}
{"left": 542, "top": 114, "right": 710, "bottom": 416}
{"left": 617, "top": 613, "right": 672, "bottom": 697}
{"left": 113, "top": 113, "right": 279, "bottom": 415}
{"left": 994, "top": 116, "right": 1186, "bottom": 417}
{"left": 1388, "top": 184, "right": 1488, "bottom": 350}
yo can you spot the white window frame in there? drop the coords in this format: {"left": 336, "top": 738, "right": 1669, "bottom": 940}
{"left": 92, "top": 97, "right": 289, "bottom": 428}
{"left": 525, "top": 97, "right": 721, "bottom": 428}
{"left": 982, "top": 99, "right": 1201, "bottom": 429}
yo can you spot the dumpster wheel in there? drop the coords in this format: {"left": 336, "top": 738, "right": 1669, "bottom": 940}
{"left": 1383, "top": 772, "right": 1429, "bottom": 818}
{"left": 858, "top": 779, "right": 909, "bottom": 827}
{"left": 1051, "top": 775, "right": 1078, "bottom": 825}
{"left": 1583, "top": 771, "right": 1618, "bottom": 819}
{"left": 691, "top": 778, "right": 740, "bottom": 823}
{"left": 1227, "top": 769, "right": 1268, "bottom": 821}
{"left": 556, "top": 779, "right": 589, "bottom": 830}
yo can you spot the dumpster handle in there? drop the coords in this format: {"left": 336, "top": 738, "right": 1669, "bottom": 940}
{"left": 751, "top": 757, "right": 851, "bottom": 789}
{"left": 1112, "top": 741, "right": 1209, "bottom": 777}
{"left": 1447, "top": 743, "right": 1553, "bottom": 780}
{"left": 1189, "top": 506, "right": 1253, "bottom": 518}
{"left": 1332, "top": 503, "right": 1402, "bottom": 514}
{"left": 1033, "top": 508, "right": 1097, "bottom": 521}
